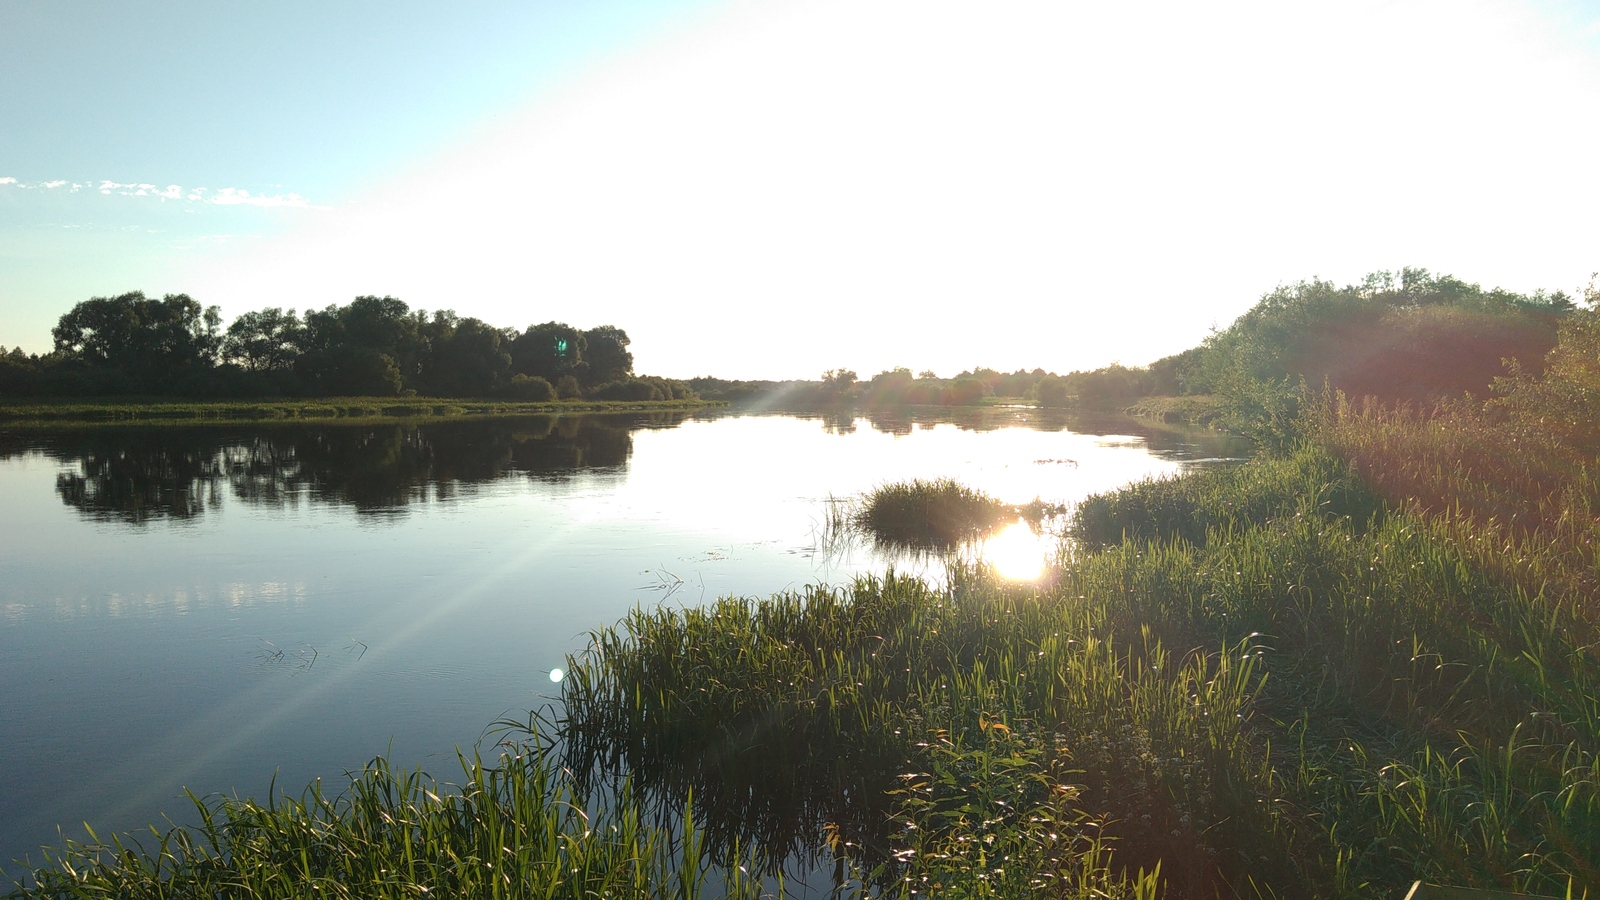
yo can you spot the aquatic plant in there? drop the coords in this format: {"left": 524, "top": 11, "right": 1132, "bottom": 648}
{"left": 5, "top": 725, "right": 764, "bottom": 900}
{"left": 855, "top": 478, "right": 1014, "bottom": 551}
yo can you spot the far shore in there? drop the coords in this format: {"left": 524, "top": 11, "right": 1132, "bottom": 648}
{"left": 0, "top": 396, "right": 724, "bottom": 427}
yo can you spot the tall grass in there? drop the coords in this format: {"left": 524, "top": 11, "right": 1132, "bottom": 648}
{"left": 5, "top": 727, "right": 764, "bottom": 900}
{"left": 856, "top": 479, "right": 1015, "bottom": 551}
{"left": 1310, "top": 391, "right": 1600, "bottom": 602}
{"left": 560, "top": 446, "right": 1600, "bottom": 897}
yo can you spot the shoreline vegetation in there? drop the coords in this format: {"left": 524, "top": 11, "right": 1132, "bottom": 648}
{"left": 9, "top": 267, "right": 1600, "bottom": 897}
{"left": 0, "top": 395, "right": 719, "bottom": 426}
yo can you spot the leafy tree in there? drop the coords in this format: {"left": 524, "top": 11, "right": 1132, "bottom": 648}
{"left": 418, "top": 312, "right": 513, "bottom": 397}
{"left": 222, "top": 307, "right": 303, "bottom": 372}
{"left": 1033, "top": 374, "right": 1071, "bottom": 408}
{"left": 947, "top": 376, "right": 988, "bottom": 406}
{"left": 52, "top": 292, "right": 222, "bottom": 386}
{"left": 511, "top": 322, "right": 587, "bottom": 383}
{"left": 296, "top": 296, "right": 421, "bottom": 396}
{"left": 820, "top": 369, "right": 857, "bottom": 401}
{"left": 1066, "top": 363, "right": 1153, "bottom": 410}
{"left": 588, "top": 375, "right": 697, "bottom": 401}
{"left": 581, "top": 326, "right": 633, "bottom": 387}
{"left": 554, "top": 374, "right": 583, "bottom": 399}
{"left": 864, "top": 368, "right": 914, "bottom": 405}
{"left": 1489, "top": 307, "right": 1600, "bottom": 451}
{"left": 501, "top": 373, "right": 556, "bottom": 401}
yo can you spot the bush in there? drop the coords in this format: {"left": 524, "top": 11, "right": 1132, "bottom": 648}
{"left": 501, "top": 373, "right": 557, "bottom": 402}
{"left": 1034, "top": 374, "right": 1071, "bottom": 408}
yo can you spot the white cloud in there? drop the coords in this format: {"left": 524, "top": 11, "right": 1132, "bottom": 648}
{"left": 208, "top": 188, "right": 311, "bottom": 208}
{"left": 4, "top": 177, "right": 315, "bottom": 208}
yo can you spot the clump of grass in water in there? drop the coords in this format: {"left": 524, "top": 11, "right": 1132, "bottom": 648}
{"left": 855, "top": 478, "right": 1013, "bottom": 552}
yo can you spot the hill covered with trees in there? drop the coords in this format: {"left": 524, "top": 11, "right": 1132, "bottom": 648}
{"left": 1083, "top": 268, "right": 1578, "bottom": 441}
{"left": 0, "top": 292, "right": 695, "bottom": 402}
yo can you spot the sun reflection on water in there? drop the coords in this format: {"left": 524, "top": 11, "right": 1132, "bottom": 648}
{"left": 979, "top": 520, "right": 1052, "bottom": 582}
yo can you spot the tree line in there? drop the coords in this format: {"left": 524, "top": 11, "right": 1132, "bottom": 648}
{"left": 688, "top": 269, "right": 1581, "bottom": 421}
{"left": 0, "top": 292, "right": 697, "bottom": 401}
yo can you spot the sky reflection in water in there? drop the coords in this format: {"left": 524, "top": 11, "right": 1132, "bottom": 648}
{"left": 0, "top": 409, "right": 1247, "bottom": 873}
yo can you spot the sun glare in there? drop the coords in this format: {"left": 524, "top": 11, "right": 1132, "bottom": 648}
{"left": 980, "top": 520, "right": 1050, "bottom": 582}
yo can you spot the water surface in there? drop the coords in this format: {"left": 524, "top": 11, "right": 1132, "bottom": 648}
{"left": 0, "top": 408, "right": 1246, "bottom": 872}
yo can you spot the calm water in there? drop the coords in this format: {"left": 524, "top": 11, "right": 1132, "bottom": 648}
{"left": 0, "top": 408, "right": 1247, "bottom": 872}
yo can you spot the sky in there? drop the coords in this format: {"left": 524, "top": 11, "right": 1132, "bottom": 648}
{"left": 4, "top": 0, "right": 1600, "bottom": 380}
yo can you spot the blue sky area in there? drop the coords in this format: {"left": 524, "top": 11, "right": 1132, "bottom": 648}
{"left": 5, "top": 0, "right": 1600, "bottom": 378}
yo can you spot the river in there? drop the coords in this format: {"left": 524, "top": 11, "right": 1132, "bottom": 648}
{"left": 0, "top": 407, "right": 1247, "bottom": 874}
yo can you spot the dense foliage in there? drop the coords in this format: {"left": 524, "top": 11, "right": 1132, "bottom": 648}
{"left": 1, "top": 292, "right": 694, "bottom": 402}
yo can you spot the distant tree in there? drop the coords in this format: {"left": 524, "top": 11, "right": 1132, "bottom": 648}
{"left": 501, "top": 373, "right": 556, "bottom": 401}
{"left": 1033, "top": 374, "right": 1071, "bottom": 408}
{"left": 53, "top": 292, "right": 222, "bottom": 385}
{"left": 418, "top": 311, "right": 513, "bottom": 397}
{"left": 554, "top": 374, "right": 583, "bottom": 399}
{"left": 866, "top": 368, "right": 914, "bottom": 404}
{"left": 588, "top": 375, "right": 697, "bottom": 402}
{"left": 581, "top": 325, "right": 633, "bottom": 387}
{"left": 296, "top": 296, "right": 421, "bottom": 396}
{"left": 947, "top": 376, "right": 988, "bottom": 406}
{"left": 512, "top": 322, "right": 587, "bottom": 383}
{"left": 1068, "top": 363, "right": 1153, "bottom": 410}
{"left": 222, "top": 307, "right": 303, "bottom": 372}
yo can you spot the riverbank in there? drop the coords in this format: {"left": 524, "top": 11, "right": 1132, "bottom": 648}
{"left": 1122, "top": 393, "right": 1227, "bottom": 427}
{"left": 560, "top": 440, "right": 1598, "bottom": 897}
{"left": 0, "top": 396, "right": 723, "bottom": 426}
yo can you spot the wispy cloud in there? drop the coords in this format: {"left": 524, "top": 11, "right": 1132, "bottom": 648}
{"left": 1, "top": 176, "right": 315, "bottom": 208}
{"left": 209, "top": 187, "right": 311, "bottom": 208}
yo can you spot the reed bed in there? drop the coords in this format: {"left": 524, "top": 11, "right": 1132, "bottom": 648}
{"left": 561, "top": 446, "right": 1600, "bottom": 897}
{"left": 5, "top": 731, "right": 763, "bottom": 900}
{"left": 856, "top": 479, "right": 1015, "bottom": 551}
{"left": 1311, "top": 392, "right": 1600, "bottom": 603}
{"left": 822, "top": 479, "right": 1065, "bottom": 558}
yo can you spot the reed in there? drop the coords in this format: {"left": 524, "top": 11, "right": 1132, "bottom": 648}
{"left": 855, "top": 478, "right": 1015, "bottom": 551}
{"left": 5, "top": 726, "right": 763, "bottom": 900}
{"left": 559, "top": 445, "right": 1600, "bottom": 897}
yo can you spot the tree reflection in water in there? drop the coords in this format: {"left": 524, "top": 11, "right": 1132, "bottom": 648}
{"left": 6, "top": 413, "right": 686, "bottom": 524}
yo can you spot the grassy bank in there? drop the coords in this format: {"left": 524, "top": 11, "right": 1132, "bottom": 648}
{"left": 1122, "top": 395, "right": 1227, "bottom": 428}
{"left": 562, "top": 446, "right": 1599, "bottom": 897}
{"left": 0, "top": 396, "right": 719, "bottom": 426}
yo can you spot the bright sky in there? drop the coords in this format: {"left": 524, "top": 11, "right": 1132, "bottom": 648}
{"left": 4, "top": 0, "right": 1600, "bottom": 379}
